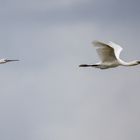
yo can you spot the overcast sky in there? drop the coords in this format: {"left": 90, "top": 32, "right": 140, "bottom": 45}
{"left": 0, "top": 0, "right": 140, "bottom": 140}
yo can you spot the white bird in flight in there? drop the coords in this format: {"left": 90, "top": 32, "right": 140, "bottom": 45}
{"left": 79, "top": 40, "right": 140, "bottom": 69}
{"left": 0, "top": 58, "right": 19, "bottom": 64}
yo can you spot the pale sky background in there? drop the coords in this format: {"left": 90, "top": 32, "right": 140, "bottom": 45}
{"left": 0, "top": 0, "right": 140, "bottom": 140}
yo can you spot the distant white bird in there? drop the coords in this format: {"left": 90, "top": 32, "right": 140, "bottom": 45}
{"left": 0, "top": 58, "right": 19, "bottom": 64}
{"left": 79, "top": 40, "right": 140, "bottom": 69}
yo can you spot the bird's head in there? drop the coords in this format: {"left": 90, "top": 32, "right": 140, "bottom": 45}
{"left": 130, "top": 60, "right": 140, "bottom": 66}
{"left": 136, "top": 60, "right": 140, "bottom": 64}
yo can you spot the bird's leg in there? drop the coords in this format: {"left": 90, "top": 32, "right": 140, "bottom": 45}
{"left": 5, "top": 59, "right": 19, "bottom": 62}
{"left": 79, "top": 64, "right": 99, "bottom": 67}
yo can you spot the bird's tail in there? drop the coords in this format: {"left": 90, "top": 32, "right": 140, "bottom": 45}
{"left": 79, "top": 64, "right": 99, "bottom": 67}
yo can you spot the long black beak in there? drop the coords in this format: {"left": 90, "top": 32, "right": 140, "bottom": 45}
{"left": 6, "top": 59, "right": 19, "bottom": 62}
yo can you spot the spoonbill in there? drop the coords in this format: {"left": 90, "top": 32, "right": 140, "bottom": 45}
{"left": 79, "top": 40, "right": 140, "bottom": 69}
{"left": 0, "top": 58, "right": 19, "bottom": 64}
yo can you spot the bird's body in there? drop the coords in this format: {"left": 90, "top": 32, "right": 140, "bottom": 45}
{"left": 79, "top": 41, "right": 140, "bottom": 69}
{"left": 0, "top": 59, "right": 19, "bottom": 64}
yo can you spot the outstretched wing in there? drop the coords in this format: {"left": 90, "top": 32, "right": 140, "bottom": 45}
{"left": 108, "top": 41, "right": 123, "bottom": 60}
{"left": 92, "top": 41, "right": 118, "bottom": 63}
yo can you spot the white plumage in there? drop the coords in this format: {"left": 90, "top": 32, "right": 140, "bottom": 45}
{"left": 79, "top": 40, "right": 140, "bottom": 69}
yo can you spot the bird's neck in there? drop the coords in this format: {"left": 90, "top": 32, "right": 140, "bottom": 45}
{"left": 121, "top": 60, "right": 139, "bottom": 66}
